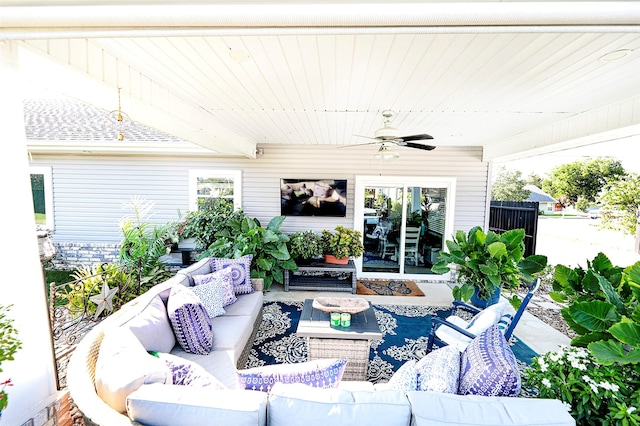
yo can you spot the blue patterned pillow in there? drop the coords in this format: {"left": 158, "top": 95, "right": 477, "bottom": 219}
{"left": 211, "top": 255, "right": 254, "bottom": 295}
{"left": 415, "top": 345, "right": 460, "bottom": 393}
{"left": 193, "top": 268, "right": 236, "bottom": 308}
{"left": 155, "top": 353, "right": 227, "bottom": 388}
{"left": 387, "top": 359, "right": 418, "bottom": 391}
{"left": 459, "top": 325, "right": 521, "bottom": 397}
{"left": 236, "top": 358, "right": 348, "bottom": 392}
{"left": 167, "top": 285, "right": 213, "bottom": 355}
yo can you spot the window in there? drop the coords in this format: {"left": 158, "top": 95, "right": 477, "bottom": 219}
{"left": 189, "top": 170, "right": 242, "bottom": 211}
{"left": 30, "top": 166, "right": 54, "bottom": 230}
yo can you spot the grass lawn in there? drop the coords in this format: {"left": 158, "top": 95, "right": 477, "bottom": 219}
{"left": 45, "top": 269, "right": 75, "bottom": 285}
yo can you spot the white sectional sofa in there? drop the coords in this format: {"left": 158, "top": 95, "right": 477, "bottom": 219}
{"left": 67, "top": 258, "right": 575, "bottom": 426}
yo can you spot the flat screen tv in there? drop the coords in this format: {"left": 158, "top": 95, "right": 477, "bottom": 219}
{"left": 280, "top": 178, "right": 347, "bottom": 217}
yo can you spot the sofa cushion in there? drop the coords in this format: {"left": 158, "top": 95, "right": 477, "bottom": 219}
{"left": 124, "top": 294, "right": 175, "bottom": 353}
{"left": 95, "top": 328, "right": 171, "bottom": 413}
{"left": 193, "top": 268, "right": 237, "bottom": 307}
{"left": 176, "top": 258, "right": 212, "bottom": 286}
{"left": 223, "top": 291, "right": 263, "bottom": 318}
{"left": 267, "top": 383, "right": 412, "bottom": 426}
{"left": 127, "top": 384, "right": 267, "bottom": 426}
{"left": 155, "top": 352, "right": 227, "bottom": 388}
{"left": 167, "top": 285, "right": 213, "bottom": 355}
{"left": 385, "top": 360, "right": 418, "bottom": 391}
{"left": 415, "top": 345, "right": 460, "bottom": 393}
{"left": 211, "top": 254, "right": 254, "bottom": 295}
{"left": 459, "top": 325, "right": 521, "bottom": 397}
{"left": 236, "top": 358, "right": 348, "bottom": 392}
{"left": 407, "top": 391, "right": 576, "bottom": 426}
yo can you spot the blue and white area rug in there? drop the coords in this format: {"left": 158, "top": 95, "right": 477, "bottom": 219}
{"left": 243, "top": 301, "right": 538, "bottom": 384}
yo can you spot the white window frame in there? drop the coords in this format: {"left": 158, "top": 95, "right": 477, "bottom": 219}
{"left": 188, "top": 169, "right": 242, "bottom": 211}
{"left": 354, "top": 175, "right": 457, "bottom": 280}
{"left": 30, "top": 166, "right": 54, "bottom": 230}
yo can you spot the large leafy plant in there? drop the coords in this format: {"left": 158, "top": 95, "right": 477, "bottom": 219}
{"left": 178, "top": 200, "right": 246, "bottom": 249}
{"left": 550, "top": 252, "right": 640, "bottom": 365}
{"left": 321, "top": 226, "right": 364, "bottom": 260}
{"left": 431, "top": 226, "right": 547, "bottom": 308}
{"left": 205, "top": 215, "right": 297, "bottom": 291}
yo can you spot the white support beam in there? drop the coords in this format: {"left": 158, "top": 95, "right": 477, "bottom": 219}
{"left": 483, "top": 96, "right": 640, "bottom": 162}
{"left": 18, "top": 40, "right": 257, "bottom": 158}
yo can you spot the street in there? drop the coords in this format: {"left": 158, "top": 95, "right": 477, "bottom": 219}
{"left": 535, "top": 216, "right": 640, "bottom": 268}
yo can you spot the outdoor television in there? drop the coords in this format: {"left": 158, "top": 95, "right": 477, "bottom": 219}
{"left": 280, "top": 178, "right": 347, "bottom": 217}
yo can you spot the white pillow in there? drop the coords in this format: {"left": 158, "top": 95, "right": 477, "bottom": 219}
{"left": 465, "top": 302, "right": 506, "bottom": 336}
{"left": 125, "top": 295, "right": 175, "bottom": 353}
{"left": 435, "top": 302, "right": 506, "bottom": 351}
{"left": 95, "top": 327, "right": 171, "bottom": 413}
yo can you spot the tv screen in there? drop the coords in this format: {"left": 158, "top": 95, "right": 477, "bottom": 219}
{"left": 280, "top": 179, "right": 347, "bottom": 217}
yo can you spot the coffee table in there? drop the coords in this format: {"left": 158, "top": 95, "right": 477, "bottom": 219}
{"left": 296, "top": 298, "right": 382, "bottom": 381}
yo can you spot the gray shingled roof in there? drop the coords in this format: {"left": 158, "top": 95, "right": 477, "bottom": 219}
{"left": 524, "top": 184, "right": 556, "bottom": 203}
{"left": 23, "top": 98, "right": 187, "bottom": 144}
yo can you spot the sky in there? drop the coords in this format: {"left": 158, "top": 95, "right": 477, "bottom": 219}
{"left": 496, "top": 135, "right": 640, "bottom": 178}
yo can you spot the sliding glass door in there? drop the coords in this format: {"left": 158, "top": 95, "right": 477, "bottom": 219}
{"left": 355, "top": 176, "right": 455, "bottom": 278}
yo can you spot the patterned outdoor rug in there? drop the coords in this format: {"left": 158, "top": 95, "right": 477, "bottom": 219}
{"left": 356, "top": 279, "right": 425, "bottom": 297}
{"left": 243, "top": 301, "right": 538, "bottom": 384}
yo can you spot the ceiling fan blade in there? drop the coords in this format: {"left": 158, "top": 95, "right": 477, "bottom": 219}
{"left": 405, "top": 142, "right": 436, "bottom": 151}
{"left": 338, "top": 141, "right": 381, "bottom": 148}
{"left": 399, "top": 134, "right": 434, "bottom": 142}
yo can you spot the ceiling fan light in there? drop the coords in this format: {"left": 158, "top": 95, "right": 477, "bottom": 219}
{"left": 374, "top": 146, "right": 400, "bottom": 161}
{"left": 375, "top": 125, "right": 400, "bottom": 139}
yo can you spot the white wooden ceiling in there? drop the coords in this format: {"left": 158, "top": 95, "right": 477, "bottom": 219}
{"left": 3, "top": 1, "right": 640, "bottom": 159}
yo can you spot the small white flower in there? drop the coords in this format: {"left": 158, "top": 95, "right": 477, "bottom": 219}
{"left": 542, "top": 378, "right": 551, "bottom": 388}
{"left": 589, "top": 383, "right": 599, "bottom": 394}
{"left": 570, "top": 360, "right": 587, "bottom": 371}
{"left": 562, "top": 402, "right": 572, "bottom": 412}
{"left": 549, "top": 352, "right": 561, "bottom": 362}
{"left": 628, "top": 407, "right": 636, "bottom": 414}
{"left": 582, "top": 375, "right": 593, "bottom": 383}
{"left": 598, "top": 382, "right": 620, "bottom": 392}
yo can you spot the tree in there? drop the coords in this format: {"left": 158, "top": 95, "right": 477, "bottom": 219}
{"left": 491, "top": 166, "right": 530, "bottom": 201}
{"left": 598, "top": 173, "right": 640, "bottom": 236}
{"left": 541, "top": 158, "right": 626, "bottom": 208}
{"left": 525, "top": 172, "right": 543, "bottom": 188}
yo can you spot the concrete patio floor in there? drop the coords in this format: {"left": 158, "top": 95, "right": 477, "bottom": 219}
{"left": 264, "top": 280, "right": 571, "bottom": 356}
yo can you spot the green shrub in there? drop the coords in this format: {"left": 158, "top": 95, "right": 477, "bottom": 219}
{"left": 288, "top": 230, "right": 323, "bottom": 260}
{"left": 205, "top": 215, "right": 297, "bottom": 290}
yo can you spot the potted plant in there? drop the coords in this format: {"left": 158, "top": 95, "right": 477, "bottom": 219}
{"left": 0, "top": 304, "right": 22, "bottom": 416}
{"left": 321, "top": 226, "right": 364, "bottom": 264}
{"left": 288, "top": 230, "right": 323, "bottom": 263}
{"left": 431, "top": 226, "right": 547, "bottom": 309}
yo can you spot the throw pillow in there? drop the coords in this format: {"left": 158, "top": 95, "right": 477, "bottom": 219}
{"left": 95, "top": 327, "right": 171, "bottom": 413}
{"left": 313, "top": 182, "right": 330, "bottom": 197}
{"left": 415, "top": 345, "right": 460, "bottom": 393}
{"left": 193, "top": 268, "right": 236, "bottom": 308}
{"left": 210, "top": 254, "right": 254, "bottom": 295}
{"left": 459, "top": 325, "right": 521, "bottom": 397}
{"left": 167, "top": 285, "right": 213, "bottom": 355}
{"left": 124, "top": 294, "right": 176, "bottom": 353}
{"left": 386, "top": 359, "right": 418, "bottom": 391}
{"left": 236, "top": 358, "right": 348, "bottom": 392}
{"left": 154, "top": 352, "right": 227, "bottom": 388}
{"left": 465, "top": 302, "right": 506, "bottom": 336}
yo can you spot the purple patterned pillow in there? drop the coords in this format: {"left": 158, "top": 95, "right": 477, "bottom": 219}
{"left": 193, "top": 268, "right": 237, "bottom": 307}
{"left": 167, "top": 285, "right": 213, "bottom": 355}
{"left": 156, "top": 353, "right": 227, "bottom": 388}
{"left": 236, "top": 358, "right": 348, "bottom": 392}
{"left": 459, "top": 325, "right": 521, "bottom": 397}
{"left": 210, "top": 254, "right": 254, "bottom": 295}
{"left": 415, "top": 345, "right": 460, "bottom": 393}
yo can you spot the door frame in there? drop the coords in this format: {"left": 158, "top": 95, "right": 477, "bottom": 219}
{"left": 354, "top": 175, "right": 456, "bottom": 280}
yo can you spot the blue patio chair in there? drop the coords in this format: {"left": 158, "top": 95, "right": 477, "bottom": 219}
{"left": 427, "top": 277, "right": 541, "bottom": 352}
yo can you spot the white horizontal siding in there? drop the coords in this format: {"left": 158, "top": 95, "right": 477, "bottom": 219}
{"left": 30, "top": 145, "right": 488, "bottom": 244}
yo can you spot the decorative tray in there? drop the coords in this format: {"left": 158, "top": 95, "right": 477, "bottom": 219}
{"left": 312, "top": 297, "right": 370, "bottom": 314}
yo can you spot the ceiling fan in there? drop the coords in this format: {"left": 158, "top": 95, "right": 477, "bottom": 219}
{"left": 345, "top": 110, "right": 436, "bottom": 152}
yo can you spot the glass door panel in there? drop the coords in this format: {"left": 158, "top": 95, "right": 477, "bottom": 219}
{"left": 402, "top": 187, "right": 447, "bottom": 275}
{"left": 362, "top": 185, "right": 403, "bottom": 273}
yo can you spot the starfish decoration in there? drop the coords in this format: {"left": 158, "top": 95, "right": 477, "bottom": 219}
{"left": 89, "top": 281, "right": 119, "bottom": 319}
